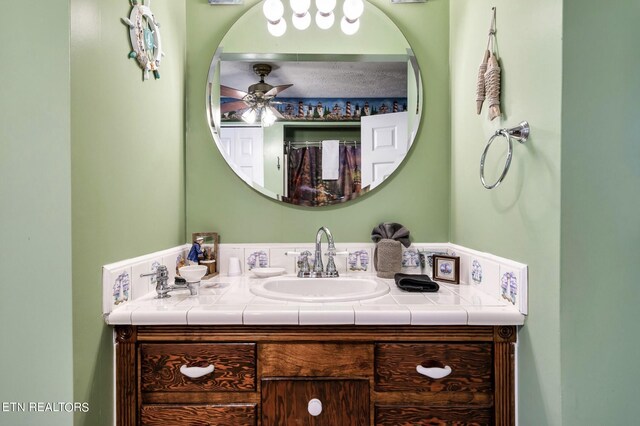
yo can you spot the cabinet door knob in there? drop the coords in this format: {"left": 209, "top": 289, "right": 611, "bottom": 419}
{"left": 179, "top": 364, "right": 215, "bottom": 379}
{"left": 416, "top": 364, "right": 452, "bottom": 379}
{"left": 307, "top": 398, "right": 322, "bottom": 416}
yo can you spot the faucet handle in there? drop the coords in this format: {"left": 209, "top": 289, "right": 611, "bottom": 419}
{"left": 287, "top": 251, "right": 312, "bottom": 277}
{"left": 140, "top": 265, "right": 168, "bottom": 279}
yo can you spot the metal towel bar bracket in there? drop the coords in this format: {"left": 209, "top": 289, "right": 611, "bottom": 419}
{"left": 480, "top": 121, "right": 530, "bottom": 189}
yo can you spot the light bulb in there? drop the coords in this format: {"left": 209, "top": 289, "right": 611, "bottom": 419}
{"left": 343, "top": 0, "right": 364, "bottom": 21}
{"left": 340, "top": 16, "right": 360, "bottom": 35}
{"left": 263, "top": 0, "right": 284, "bottom": 22}
{"left": 290, "top": 0, "right": 310, "bottom": 15}
{"left": 315, "top": 11, "right": 334, "bottom": 30}
{"left": 267, "top": 18, "right": 287, "bottom": 37}
{"left": 315, "top": 0, "right": 336, "bottom": 14}
{"left": 292, "top": 11, "right": 311, "bottom": 30}
{"left": 242, "top": 108, "right": 257, "bottom": 124}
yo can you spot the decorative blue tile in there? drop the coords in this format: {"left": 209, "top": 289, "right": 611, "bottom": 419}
{"left": 348, "top": 249, "right": 370, "bottom": 272}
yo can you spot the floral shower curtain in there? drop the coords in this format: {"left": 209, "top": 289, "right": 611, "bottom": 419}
{"left": 287, "top": 144, "right": 361, "bottom": 206}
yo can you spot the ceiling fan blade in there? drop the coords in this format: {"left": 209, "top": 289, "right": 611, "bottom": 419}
{"left": 220, "top": 85, "right": 249, "bottom": 99}
{"left": 221, "top": 100, "right": 249, "bottom": 113}
{"left": 268, "top": 105, "right": 284, "bottom": 119}
{"left": 265, "top": 84, "right": 293, "bottom": 98}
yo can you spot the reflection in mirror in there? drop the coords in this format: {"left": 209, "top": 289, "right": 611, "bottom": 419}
{"left": 206, "top": 1, "right": 422, "bottom": 207}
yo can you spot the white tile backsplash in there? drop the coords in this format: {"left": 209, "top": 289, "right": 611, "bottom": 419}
{"left": 468, "top": 255, "right": 501, "bottom": 296}
{"left": 105, "top": 266, "right": 132, "bottom": 313}
{"left": 218, "top": 247, "right": 244, "bottom": 276}
{"left": 269, "top": 248, "right": 297, "bottom": 274}
{"left": 104, "top": 242, "right": 529, "bottom": 318}
{"left": 243, "top": 248, "right": 270, "bottom": 270}
{"left": 346, "top": 247, "right": 372, "bottom": 273}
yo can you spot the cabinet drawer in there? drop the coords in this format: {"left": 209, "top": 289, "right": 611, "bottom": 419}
{"left": 141, "top": 404, "right": 256, "bottom": 425}
{"left": 141, "top": 343, "right": 256, "bottom": 392}
{"left": 262, "top": 378, "right": 369, "bottom": 426}
{"left": 375, "top": 343, "right": 492, "bottom": 393}
{"left": 260, "top": 343, "right": 373, "bottom": 377}
{"left": 375, "top": 405, "right": 492, "bottom": 426}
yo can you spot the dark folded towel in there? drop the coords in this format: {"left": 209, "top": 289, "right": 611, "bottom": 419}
{"left": 371, "top": 222, "right": 411, "bottom": 248}
{"left": 394, "top": 273, "right": 439, "bottom": 292}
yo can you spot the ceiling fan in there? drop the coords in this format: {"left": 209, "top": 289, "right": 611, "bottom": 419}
{"left": 220, "top": 63, "right": 293, "bottom": 126}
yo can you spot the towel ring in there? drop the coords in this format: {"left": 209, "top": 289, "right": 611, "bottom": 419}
{"left": 480, "top": 121, "right": 530, "bottom": 189}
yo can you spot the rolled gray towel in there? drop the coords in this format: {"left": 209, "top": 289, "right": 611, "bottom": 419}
{"left": 374, "top": 239, "right": 403, "bottom": 278}
{"left": 371, "top": 222, "right": 411, "bottom": 248}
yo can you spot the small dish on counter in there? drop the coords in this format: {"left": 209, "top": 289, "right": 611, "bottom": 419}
{"left": 251, "top": 267, "right": 286, "bottom": 278}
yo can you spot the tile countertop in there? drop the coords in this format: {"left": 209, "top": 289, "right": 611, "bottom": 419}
{"left": 106, "top": 273, "right": 525, "bottom": 326}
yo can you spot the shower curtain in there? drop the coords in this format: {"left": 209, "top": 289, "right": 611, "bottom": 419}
{"left": 287, "top": 144, "right": 361, "bottom": 206}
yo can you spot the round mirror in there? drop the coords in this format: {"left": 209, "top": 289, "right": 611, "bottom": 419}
{"left": 206, "top": 0, "right": 422, "bottom": 207}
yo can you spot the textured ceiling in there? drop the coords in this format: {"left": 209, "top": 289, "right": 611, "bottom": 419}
{"left": 220, "top": 60, "right": 408, "bottom": 98}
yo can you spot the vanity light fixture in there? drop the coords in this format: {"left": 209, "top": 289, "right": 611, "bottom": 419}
{"left": 291, "top": 0, "right": 312, "bottom": 30}
{"left": 263, "top": 0, "right": 362, "bottom": 35}
{"left": 267, "top": 17, "right": 288, "bottom": 36}
{"left": 263, "top": 0, "right": 288, "bottom": 37}
{"left": 292, "top": 10, "right": 312, "bottom": 30}
{"left": 263, "top": 0, "right": 285, "bottom": 20}
{"left": 315, "top": 0, "right": 336, "bottom": 29}
{"left": 343, "top": 0, "right": 364, "bottom": 20}
{"left": 340, "top": 15, "right": 360, "bottom": 35}
{"left": 316, "top": 0, "right": 336, "bottom": 14}
{"left": 315, "top": 10, "right": 335, "bottom": 30}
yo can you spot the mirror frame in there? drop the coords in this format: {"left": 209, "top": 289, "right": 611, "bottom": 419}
{"left": 205, "top": 2, "right": 422, "bottom": 206}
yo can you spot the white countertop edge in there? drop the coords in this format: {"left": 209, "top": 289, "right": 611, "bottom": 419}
{"left": 106, "top": 304, "right": 524, "bottom": 326}
{"left": 105, "top": 273, "right": 526, "bottom": 326}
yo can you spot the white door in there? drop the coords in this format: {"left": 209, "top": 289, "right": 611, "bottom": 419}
{"left": 360, "top": 112, "right": 408, "bottom": 190}
{"left": 219, "top": 127, "right": 264, "bottom": 187}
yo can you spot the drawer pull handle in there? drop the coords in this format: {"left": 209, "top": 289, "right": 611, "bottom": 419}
{"left": 179, "top": 364, "right": 214, "bottom": 379}
{"left": 307, "top": 398, "right": 322, "bottom": 416}
{"left": 416, "top": 364, "right": 452, "bottom": 379}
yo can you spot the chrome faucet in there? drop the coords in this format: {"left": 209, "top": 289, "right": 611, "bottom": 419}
{"left": 140, "top": 265, "right": 192, "bottom": 298}
{"left": 311, "top": 226, "right": 339, "bottom": 278}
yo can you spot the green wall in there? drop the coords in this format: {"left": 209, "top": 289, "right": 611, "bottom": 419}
{"left": 0, "top": 2, "right": 73, "bottom": 425}
{"left": 185, "top": 0, "right": 450, "bottom": 244}
{"left": 449, "top": 1, "right": 563, "bottom": 424}
{"left": 561, "top": 1, "right": 640, "bottom": 424}
{"left": 70, "top": 0, "right": 186, "bottom": 424}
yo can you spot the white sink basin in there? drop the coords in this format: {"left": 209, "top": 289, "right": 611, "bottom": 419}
{"left": 250, "top": 276, "right": 389, "bottom": 303}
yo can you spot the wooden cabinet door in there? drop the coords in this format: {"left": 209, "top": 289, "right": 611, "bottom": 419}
{"left": 261, "top": 378, "right": 369, "bottom": 426}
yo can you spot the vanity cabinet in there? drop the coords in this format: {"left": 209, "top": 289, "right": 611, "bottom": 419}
{"left": 116, "top": 325, "right": 516, "bottom": 425}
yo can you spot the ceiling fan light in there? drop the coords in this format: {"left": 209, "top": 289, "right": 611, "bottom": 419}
{"left": 292, "top": 11, "right": 311, "bottom": 30}
{"left": 290, "top": 0, "right": 310, "bottom": 15}
{"left": 343, "top": 0, "right": 364, "bottom": 21}
{"left": 267, "top": 18, "right": 287, "bottom": 37}
{"left": 315, "top": 11, "right": 335, "bottom": 30}
{"left": 261, "top": 108, "right": 277, "bottom": 127}
{"left": 315, "top": 0, "right": 336, "bottom": 15}
{"left": 241, "top": 108, "right": 257, "bottom": 124}
{"left": 340, "top": 16, "right": 359, "bottom": 35}
{"left": 263, "top": 0, "right": 285, "bottom": 22}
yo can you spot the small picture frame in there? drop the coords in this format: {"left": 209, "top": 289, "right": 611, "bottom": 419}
{"left": 432, "top": 255, "right": 460, "bottom": 284}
